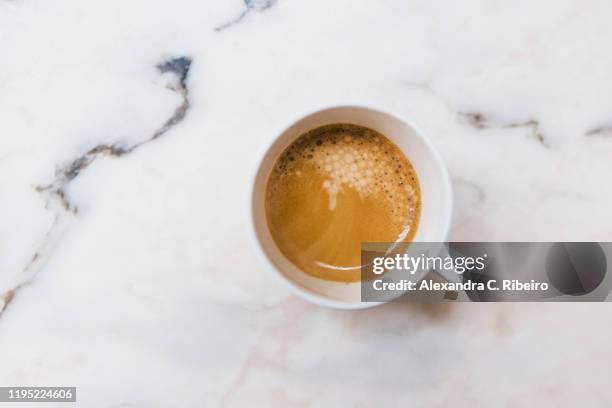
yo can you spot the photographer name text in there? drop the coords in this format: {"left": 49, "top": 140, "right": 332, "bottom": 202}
{"left": 372, "top": 279, "right": 549, "bottom": 292}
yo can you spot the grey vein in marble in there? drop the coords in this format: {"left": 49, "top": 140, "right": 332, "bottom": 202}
{"left": 403, "top": 82, "right": 550, "bottom": 148}
{"left": 215, "top": 0, "right": 277, "bottom": 31}
{"left": 0, "top": 56, "right": 193, "bottom": 317}
{"left": 38, "top": 56, "right": 191, "bottom": 214}
{"left": 586, "top": 125, "right": 612, "bottom": 138}
{"left": 460, "top": 112, "right": 549, "bottom": 148}
{"left": 454, "top": 178, "right": 486, "bottom": 206}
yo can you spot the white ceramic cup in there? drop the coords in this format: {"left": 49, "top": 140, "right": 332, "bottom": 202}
{"left": 251, "top": 105, "right": 453, "bottom": 309}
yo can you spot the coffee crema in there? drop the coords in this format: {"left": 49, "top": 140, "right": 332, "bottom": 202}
{"left": 265, "top": 124, "right": 421, "bottom": 282}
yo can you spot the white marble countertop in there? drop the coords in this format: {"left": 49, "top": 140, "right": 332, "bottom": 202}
{"left": 2, "top": 0, "right": 612, "bottom": 406}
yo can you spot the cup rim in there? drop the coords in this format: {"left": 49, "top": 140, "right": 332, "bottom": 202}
{"left": 249, "top": 104, "right": 453, "bottom": 309}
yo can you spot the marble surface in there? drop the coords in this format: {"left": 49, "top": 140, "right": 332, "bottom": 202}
{"left": 1, "top": 0, "right": 612, "bottom": 406}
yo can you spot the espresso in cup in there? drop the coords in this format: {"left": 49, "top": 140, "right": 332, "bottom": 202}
{"left": 265, "top": 123, "right": 421, "bottom": 282}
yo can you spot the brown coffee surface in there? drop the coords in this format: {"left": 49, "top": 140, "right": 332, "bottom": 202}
{"left": 265, "top": 124, "right": 420, "bottom": 282}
